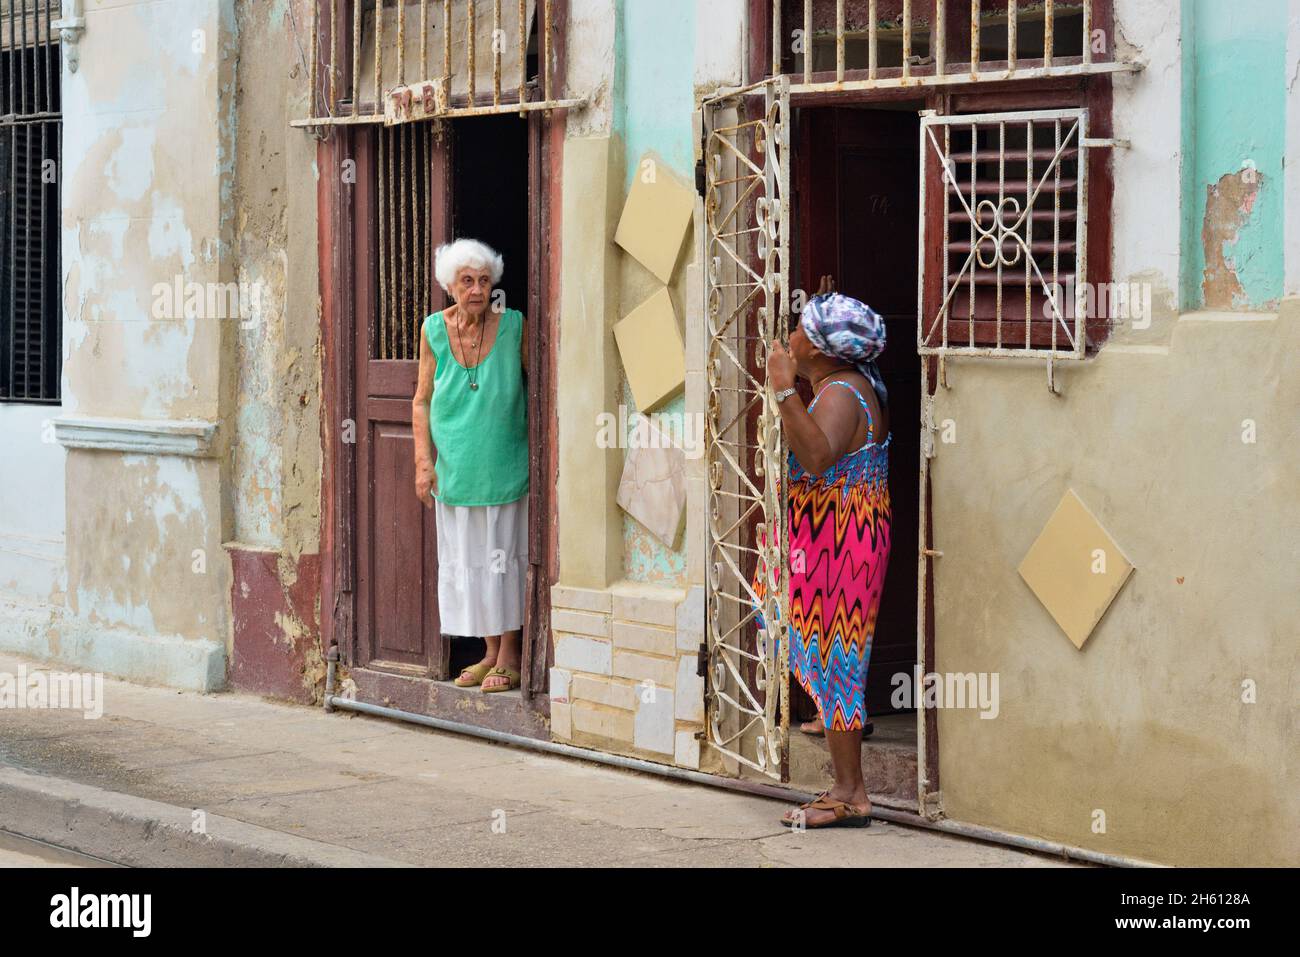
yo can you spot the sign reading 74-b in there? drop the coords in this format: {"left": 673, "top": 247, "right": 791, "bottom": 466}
{"left": 384, "top": 77, "right": 449, "bottom": 126}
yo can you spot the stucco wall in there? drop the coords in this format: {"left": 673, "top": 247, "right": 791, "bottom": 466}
{"left": 929, "top": 305, "right": 1300, "bottom": 867}
{"left": 0, "top": 406, "right": 65, "bottom": 607}
{"left": 1180, "top": 0, "right": 1288, "bottom": 311}
{"left": 1285, "top": 4, "right": 1300, "bottom": 299}
{"left": 224, "top": 0, "right": 324, "bottom": 701}
{"left": 11, "top": 0, "right": 241, "bottom": 690}
{"left": 614, "top": 0, "right": 695, "bottom": 583}
{"left": 928, "top": 0, "right": 1299, "bottom": 866}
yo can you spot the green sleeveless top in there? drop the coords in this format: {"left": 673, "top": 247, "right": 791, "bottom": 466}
{"left": 424, "top": 308, "right": 529, "bottom": 506}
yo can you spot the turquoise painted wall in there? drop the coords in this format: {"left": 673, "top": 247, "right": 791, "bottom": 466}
{"left": 614, "top": 0, "right": 697, "bottom": 582}
{"left": 614, "top": 0, "right": 697, "bottom": 189}
{"left": 1180, "top": 0, "right": 1287, "bottom": 310}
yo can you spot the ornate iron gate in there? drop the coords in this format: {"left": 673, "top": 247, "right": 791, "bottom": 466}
{"left": 701, "top": 77, "right": 790, "bottom": 779}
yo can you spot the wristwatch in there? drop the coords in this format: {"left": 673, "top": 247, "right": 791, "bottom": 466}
{"left": 774, "top": 387, "right": 798, "bottom": 403}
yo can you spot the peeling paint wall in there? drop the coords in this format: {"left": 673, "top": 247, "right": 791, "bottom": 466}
{"left": 225, "top": 0, "right": 323, "bottom": 701}
{"left": 3, "top": 0, "right": 323, "bottom": 695}
{"left": 931, "top": 1, "right": 1299, "bottom": 865}
{"left": 612, "top": 0, "right": 745, "bottom": 585}
{"left": 21, "top": 0, "right": 243, "bottom": 690}
{"left": 1287, "top": 7, "right": 1300, "bottom": 298}
{"left": 615, "top": 0, "right": 694, "bottom": 584}
{"left": 230, "top": 0, "right": 320, "bottom": 558}
{"left": 1180, "top": 0, "right": 1287, "bottom": 310}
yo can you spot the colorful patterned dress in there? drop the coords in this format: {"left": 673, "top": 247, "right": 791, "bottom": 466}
{"left": 754, "top": 380, "right": 892, "bottom": 731}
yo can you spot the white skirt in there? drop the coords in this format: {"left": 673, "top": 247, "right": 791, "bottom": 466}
{"left": 434, "top": 494, "right": 529, "bottom": 637}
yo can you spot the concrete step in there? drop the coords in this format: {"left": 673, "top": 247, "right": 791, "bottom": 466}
{"left": 786, "top": 712, "right": 919, "bottom": 804}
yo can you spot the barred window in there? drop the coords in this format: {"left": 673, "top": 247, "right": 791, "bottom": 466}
{"left": 0, "top": 1, "right": 61, "bottom": 403}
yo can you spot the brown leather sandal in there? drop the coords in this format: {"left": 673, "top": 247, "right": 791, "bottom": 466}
{"left": 781, "top": 793, "right": 873, "bottom": 829}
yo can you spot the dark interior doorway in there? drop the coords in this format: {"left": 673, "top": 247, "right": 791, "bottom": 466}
{"left": 451, "top": 115, "right": 530, "bottom": 314}
{"left": 442, "top": 114, "right": 534, "bottom": 683}
{"left": 793, "top": 104, "right": 922, "bottom": 719}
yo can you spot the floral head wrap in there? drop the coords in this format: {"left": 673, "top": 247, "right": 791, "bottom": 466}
{"left": 799, "top": 292, "right": 889, "bottom": 406}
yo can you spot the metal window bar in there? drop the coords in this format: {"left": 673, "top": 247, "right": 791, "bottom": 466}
{"left": 918, "top": 108, "right": 1089, "bottom": 373}
{"left": 296, "top": 0, "right": 583, "bottom": 128}
{"left": 701, "top": 77, "right": 791, "bottom": 781}
{"left": 374, "top": 122, "right": 436, "bottom": 360}
{"left": 775, "top": 0, "right": 1134, "bottom": 92}
{"left": 0, "top": 0, "right": 60, "bottom": 404}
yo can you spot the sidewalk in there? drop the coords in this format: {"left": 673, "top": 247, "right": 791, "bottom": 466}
{"left": 0, "top": 652, "right": 1076, "bottom": 867}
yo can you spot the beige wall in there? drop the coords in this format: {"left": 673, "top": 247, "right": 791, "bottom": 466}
{"left": 42, "top": 0, "right": 239, "bottom": 689}
{"left": 9, "top": 0, "right": 321, "bottom": 691}
{"left": 929, "top": 302, "right": 1300, "bottom": 866}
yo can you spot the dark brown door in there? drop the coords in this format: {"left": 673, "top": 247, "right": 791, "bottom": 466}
{"left": 796, "top": 106, "right": 921, "bottom": 715}
{"left": 352, "top": 124, "right": 450, "bottom": 679}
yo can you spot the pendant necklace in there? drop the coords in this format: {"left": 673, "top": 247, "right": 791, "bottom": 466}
{"left": 454, "top": 310, "right": 486, "bottom": 392}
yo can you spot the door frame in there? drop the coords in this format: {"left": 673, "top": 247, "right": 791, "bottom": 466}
{"left": 318, "top": 25, "right": 567, "bottom": 736}
{"left": 746, "top": 0, "right": 1116, "bottom": 816}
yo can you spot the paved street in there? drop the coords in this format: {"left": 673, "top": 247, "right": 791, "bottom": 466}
{"left": 0, "top": 653, "right": 1076, "bottom": 867}
{"left": 0, "top": 830, "right": 112, "bottom": 868}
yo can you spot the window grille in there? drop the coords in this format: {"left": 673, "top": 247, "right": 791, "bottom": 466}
{"left": 373, "top": 122, "right": 437, "bottom": 360}
{"left": 918, "top": 107, "right": 1089, "bottom": 376}
{"left": 0, "top": 0, "right": 60, "bottom": 403}
{"left": 296, "top": 0, "right": 583, "bottom": 128}
{"left": 770, "top": 0, "right": 1135, "bottom": 91}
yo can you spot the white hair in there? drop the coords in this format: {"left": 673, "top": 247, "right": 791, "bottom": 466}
{"left": 434, "top": 238, "right": 504, "bottom": 292}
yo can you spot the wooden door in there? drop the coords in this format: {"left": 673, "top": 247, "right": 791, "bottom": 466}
{"left": 352, "top": 124, "right": 450, "bottom": 680}
{"left": 796, "top": 107, "right": 921, "bottom": 716}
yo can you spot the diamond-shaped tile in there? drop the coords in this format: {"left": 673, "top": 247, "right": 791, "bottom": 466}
{"left": 612, "top": 288, "right": 686, "bottom": 411}
{"left": 1018, "top": 490, "right": 1134, "bottom": 649}
{"left": 616, "top": 419, "right": 687, "bottom": 548}
{"left": 614, "top": 152, "right": 695, "bottom": 284}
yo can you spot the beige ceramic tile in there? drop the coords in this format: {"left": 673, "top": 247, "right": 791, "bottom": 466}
{"left": 614, "top": 153, "right": 696, "bottom": 283}
{"left": 1018, "top": 489, "right": 1135, "bottom": 650}
{"left": 616, "top": 420, "right": 686, "bottom": 548}
{"left": 613, "top": 288, "right": 686, "bottom": 411}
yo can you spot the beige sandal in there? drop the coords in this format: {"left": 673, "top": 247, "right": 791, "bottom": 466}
{"left": 453, "top": 662, "right": 494, "bottom": 687}
{"left": 480, "top": 666, "right": 521, "bottom": 694}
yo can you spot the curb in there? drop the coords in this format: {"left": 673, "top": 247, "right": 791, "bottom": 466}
{"left": 0, "top": 766, "right": 406, "bottom": 868}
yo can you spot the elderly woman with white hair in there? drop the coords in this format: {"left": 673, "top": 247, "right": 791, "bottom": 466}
{"left": 412, "top": 238, "right": 529, "bottom": 693}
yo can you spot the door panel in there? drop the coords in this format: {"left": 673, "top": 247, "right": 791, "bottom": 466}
{"left": 367, "top": 417, "right": 441, "bottom": 666}
{"left": 353, "top": 125, "right": 449, "bottom": 679}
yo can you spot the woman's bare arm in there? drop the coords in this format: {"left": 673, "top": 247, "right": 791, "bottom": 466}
{"left": 779, "top": 386, "right": 862, "bottom": 476}
{"left": 412, "top": 319, "right": 438, "bottom": 507}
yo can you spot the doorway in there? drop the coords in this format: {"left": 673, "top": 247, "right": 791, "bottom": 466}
{"left": 786, "top": 104, "right": 923, "bottom": 803}
{"left": 344, "top": 112, "right": 551, "bottom": 736}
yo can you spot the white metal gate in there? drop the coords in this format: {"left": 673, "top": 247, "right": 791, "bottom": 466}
{"left": 701, "top": 77, "right": 790, "bottom": 779}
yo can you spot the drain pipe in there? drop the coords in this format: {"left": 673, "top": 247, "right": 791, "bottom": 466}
{"left": 321, "top": 654, "right": 1157, "bottom": 868}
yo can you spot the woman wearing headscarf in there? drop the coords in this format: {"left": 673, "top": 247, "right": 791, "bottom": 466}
{"left": 756, "top": 276, "right": 892, "bottom": 829}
